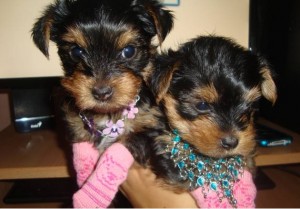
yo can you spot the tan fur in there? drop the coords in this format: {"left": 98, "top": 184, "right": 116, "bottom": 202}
{"left": 144, "top": 5, "right": 164, "bottom": 45}
{"left": 236, "top": 125, "right": 256, "bottom": 156}
{"left": 260, "top": 67, "right": 277, "bottom": 104}
{"left": 156, "top": 62, "right": 180, "bottom": 103}
{"left": 62, "top": 27, "right": 88, "bottom": 48}
{"left": 61, "top": 71, "right": 97, "bottom": 111}
{"left": 42, "top": 16, "right": 53, "bottom": 58}
{"left": 117, "top": 29, "right": 139, "bottom": 49}
{"left": 193, "top": 84, "right": 218, "bottom": 103}
{"left": 141, "top": 62, "right": 155, "bottom": 86}
{"left": 61, "top": 70, "right": 142, "bottom": 113}
{"left": 244, "top": 86, "right": 261, "bottom": 103}
{"left": 163, "top": 94, "right": 256, "bottom": 158}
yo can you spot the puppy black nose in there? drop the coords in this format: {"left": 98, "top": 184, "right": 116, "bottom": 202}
{"left": 221, "top": 137, "right": 238, "bottom": 149}
{"left": 92, "top": 86, "right": 113, "bottom": 101}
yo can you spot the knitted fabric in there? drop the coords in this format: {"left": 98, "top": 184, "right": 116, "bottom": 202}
{"left": 72, "top": 142, "right": 134, "bottom": 208}
{"left": 72, "top": 142, "right": 256, "bottom": 208}
{"left": 191, "top": 170, "right": 256, "bottom": 208}
{"left": 72, "top": 142, "right": 100, "bottom": 187}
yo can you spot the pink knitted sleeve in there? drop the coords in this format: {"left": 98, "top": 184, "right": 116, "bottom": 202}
{"left": 73, "top": 142, "right": 134, "bottom": 208}
{"left": 72, "top": 142, "right": 100, "bottom": 187}
{"left": 191, "top": 170, "right": 256, "bottom": 208}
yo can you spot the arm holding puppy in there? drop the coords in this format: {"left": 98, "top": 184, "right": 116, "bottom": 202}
{"left": 120, "top": 160, "right": 256, "bottom": 208}
{"left": 72, "top": 142, "right": 256, "bottom": 208}
{"left": 72, "top": 141, "right": 197, "bottom": 208}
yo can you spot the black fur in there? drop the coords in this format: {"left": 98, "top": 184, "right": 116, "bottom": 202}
{"left": 32, "top": 0, "right": 276, "bottom": 198}
{"left": 31, "top": 0, "right": 174, "bottom": 185}
{"left": 134, "top": 36, "right": 277, "bottom": 190}
{"left": 32, "top": 0, "right": 173, "bottom": 78}
{"left": 156, "top": 36, "right": 273, "bottom": 131}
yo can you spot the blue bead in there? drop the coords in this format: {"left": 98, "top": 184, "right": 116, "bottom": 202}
{"left": 188, "top": 171, "right": 195, "bottom": 181}
{"left": 177, "top": 161, "right": 185, "bottom": 169}
{"left": 197, "top": 176, "right": 205, "bottom": 186}
{"left": 207, "top": 172, "right": 212, "bottom": 179}
{"left": 210, "top": 182, "right": 218, "bottom": 191}
{"left": 189, "top": 153, "right": 196, "bottom": 161}
{"left": 222, "top": 180, "right": 229, "bottom": 188}
{"left": 233, "top": 169, "right": 239, "bottom": 177}
{"left": 225, "top": 189, "right": 231, "bottom": 196}
{"left": 236, "top": 156, "right": 242, "bottom": 164}
{"left": 215, "top": 163, "right": 221, "bottom": 170}
{"left": 197, "top": 161, "right": 204, "bottom": 170}
{"left": 171, "top": 147, "right": 178, "bottom": 155}
{"left": 219, "top": 158, "right": 226, "bottom": 163}
{"left": 173, "top": 135, "right": 180, "bottom": 142}
{"left": 183, "top": 143, "right": 189, "bottom": 149}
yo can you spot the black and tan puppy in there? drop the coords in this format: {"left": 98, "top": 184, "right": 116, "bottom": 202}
{"left": 132, "top": 36, "right": 277, "bottom": 205}
{"left": 32, "top": 0, "right": 173, "bottom": 151}
{"left": 148, "top": 35, "right": 277, "bottom": 181}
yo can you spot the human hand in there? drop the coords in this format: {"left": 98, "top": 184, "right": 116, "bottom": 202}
{"left": 120, "top": 163, "right": 198, "bottom": 208}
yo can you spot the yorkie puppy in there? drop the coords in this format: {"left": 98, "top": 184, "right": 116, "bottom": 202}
{"left": 31, "top": 0, "right": 173, "bottom": 152}
{"left": 32, "top": 1, "right": 175, "bottom": 207}
{"left": 132, "top": 35, "right": 277, "bottom": 207}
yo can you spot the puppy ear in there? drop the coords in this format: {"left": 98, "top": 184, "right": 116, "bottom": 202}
{"left": 151, "top": 59, "right": 179, "bottom": 103}
{"left": 31, "top": 0, "right": 67, "bottom": 58}
{"left": 31, "top": 5, "right": 56, "bottom": 58}
{"left": 132, "top": 0, "right": 174, "bottom": 44}
{"left": 259, "top": 58, "right": 277, "bottom": 105}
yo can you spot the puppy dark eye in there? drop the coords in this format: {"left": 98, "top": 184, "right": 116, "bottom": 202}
{"left": 121, "top": 45, "right": 136, "bottom": 59}
{"left": 196, "top": 101, "right": 210, "bottom": 113}
{"left": 70, "top": 46, "right": 85, "bottom": 61}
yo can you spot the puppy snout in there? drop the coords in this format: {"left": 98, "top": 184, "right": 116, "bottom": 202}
{"left": 221, "top": 137, "right": 238, "bottom": 149}
{"left": 92, "top": 86, "right": 113, "bottom": 101}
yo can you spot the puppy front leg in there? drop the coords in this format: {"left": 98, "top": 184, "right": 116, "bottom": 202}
{"left": 73, "top": 143, "right": 134, "bottom": 208}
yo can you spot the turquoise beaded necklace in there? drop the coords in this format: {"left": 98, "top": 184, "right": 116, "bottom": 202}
{"left": 165, "top": 129, "right": 246, "bottom": 208}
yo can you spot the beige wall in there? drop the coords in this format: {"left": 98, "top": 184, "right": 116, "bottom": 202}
{"left": 0, "top": 0, "right": 249, "bottom": 79}
{"left": 0, "top": 0, "right": 249, "bottom": 129}
{"left": 0, "top": 0, "right": 61, "bottom": 79}
{"left": 163, "top": 0, "right": 249, "bottom": 49}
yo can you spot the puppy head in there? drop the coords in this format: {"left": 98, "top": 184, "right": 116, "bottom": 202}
{"left": 31, "top": 0, "right": 173, "bottom": 113}
{"left": 152, "top": 36, "right": 277, "bottom": 158}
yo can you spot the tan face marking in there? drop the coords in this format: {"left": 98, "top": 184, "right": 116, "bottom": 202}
{"left": 62, "top": 27, "right": 88, "bottom": 48}
{"left": 163, "top": 93, "right": 256, "bottom": 158}
{"left": 193, "top": 84, "right": 218, "bottom": 103}
{"left": 61, "top": 70, "right": 142, "bottom": 113}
